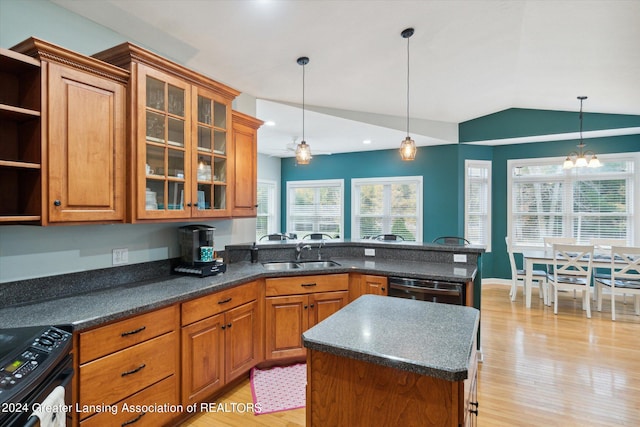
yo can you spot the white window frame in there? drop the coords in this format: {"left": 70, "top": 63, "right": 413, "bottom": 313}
{"left": 507, "top": 152, "right": 639, "bottom": 250}
{"left": 286, "top": 179, "right": 344, "bottom": 238}
{"left": 256, "top": 179, "right": 277, "bottom": 241}
{"left": 465, "top": 160, "right": 492, "bottom": 252}
{"left": 351, "top": 176, "right": 423, "bottom": 242}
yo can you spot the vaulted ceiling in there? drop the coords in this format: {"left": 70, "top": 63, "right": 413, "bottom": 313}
{"left": 52, "top": 0, "right": 640, "bottom": 156}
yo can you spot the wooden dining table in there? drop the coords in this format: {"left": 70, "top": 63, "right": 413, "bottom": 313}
{"left": 521, "top": 249, "right": 616, "bottom": 308}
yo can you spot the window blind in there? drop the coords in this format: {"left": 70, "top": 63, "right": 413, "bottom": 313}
{"left": 352, "top": 177, "right": 422, "bottom": 242}
{"left": 286, "top": 180, "right": 343, "bottom": 238}
{"left": 465, "top": 161, "right": 492, "bottom": 251}
{"left": 509, "top": 156, "right": 635, "bottom": 247}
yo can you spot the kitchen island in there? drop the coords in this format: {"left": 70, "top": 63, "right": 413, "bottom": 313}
{"left": 303, "top": 294, "right": 479, "bottom": 427}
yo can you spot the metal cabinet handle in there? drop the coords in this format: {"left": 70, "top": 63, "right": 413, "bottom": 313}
{"left": 227, "top": 323, "right": 232, "bottom": 328}
{"left": 121, "top": 364, "right": 146, "bottom": 377}
{"left": 121, "top": 412, "right": 146, "bottom": 426}
{"left": 218, "top": 297, "right": 232, "bottom": 304}
{"left": 121, "top": 326, "right": 146, "bottom": 337}
{"left": 300, "top": 283, "right": 317, "bottom": 287}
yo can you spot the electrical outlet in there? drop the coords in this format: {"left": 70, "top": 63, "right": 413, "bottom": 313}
{"left": 365, "top": 248, "right": 375, "bottom": 256}
{"left": 112, "top": 248, "right": 128, "bottom": 265}
{"left": 453, "top": 254, "right": 467, "bottom": 263}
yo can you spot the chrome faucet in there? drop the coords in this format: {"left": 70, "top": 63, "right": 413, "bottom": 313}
{"left": 296, "top": 241, "right": 312, "bottom": 260}
{"left": 317, "top": 238, "right": 325, "bottom": 260}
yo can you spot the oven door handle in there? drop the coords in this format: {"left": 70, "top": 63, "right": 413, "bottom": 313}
{"left": 24, "top": 368, "right": 74, "bottom": 427}
{"left": 389, "top": 282, "right": 462, "bottom": 296}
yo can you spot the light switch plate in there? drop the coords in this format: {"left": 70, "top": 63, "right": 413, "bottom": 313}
{"left": 365, "top": 248, "right": 375, "bottom": 256}
{"left": 112, "top": 248, "right": 128, "bottom": 265}
{"left": 453, "top": 254, "right": 467, "bottom": 263}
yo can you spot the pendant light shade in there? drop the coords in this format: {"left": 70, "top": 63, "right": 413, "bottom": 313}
{"left": 295, "top": 56, "right": 312, "bottom": 165}
{"left": 563, "top": 96, "right": 601, "bottom": 169}
{"left": 399, "top": 27, "right": 416, "bottom": 161}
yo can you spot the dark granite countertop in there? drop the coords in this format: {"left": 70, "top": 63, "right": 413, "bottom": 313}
{"left": 0, "top": 257, "right": 477, "bottom": 332}
{"left": 302, "top": 294, "right": 479, "bottom": 381}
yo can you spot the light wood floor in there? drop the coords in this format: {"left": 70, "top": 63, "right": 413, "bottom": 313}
{"left": 180, "top": 284, "right": 640, "bottom": 426}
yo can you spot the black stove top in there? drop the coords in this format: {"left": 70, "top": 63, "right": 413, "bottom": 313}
{"left": 0, "top": 325, "right": 72, "bottom": 404}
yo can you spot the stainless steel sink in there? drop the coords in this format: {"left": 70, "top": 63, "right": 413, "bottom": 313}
{"left": 298, "top": 260, "right": 341, "bottom": 269}
{"left": 261, "top": 260, "right": 341, "bottom": 271}
{"left": 261, "top": 261, "right": 301, "bottom": 271}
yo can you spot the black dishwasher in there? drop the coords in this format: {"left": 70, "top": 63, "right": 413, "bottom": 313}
{"left": 388, "top": 276, "right": 465, "bottom": 305}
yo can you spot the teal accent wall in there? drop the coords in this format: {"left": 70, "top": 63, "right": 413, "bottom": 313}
{"left": 460, "top": 108, "right": 640, "bottom": 142}
{"left": 281, "top": 110, "right": 639, "bottom": 280}
{"left": 281, "top": 145, "right": 464, "bottom": 243}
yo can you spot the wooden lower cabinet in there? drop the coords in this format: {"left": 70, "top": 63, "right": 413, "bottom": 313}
{"left": 266, "top": 289, "right": 349, "bottom": 360}
{"left": 180, "top": 282, "right": 263, "bottom": 406}
{"left": 79, "top": 376, "right": 178, "bottom": 427}
{"left": 77, "top": 306, "right": 179, "bottom": 424}
{"left": 307, "top": 348, "right": 478, "bottom": 427}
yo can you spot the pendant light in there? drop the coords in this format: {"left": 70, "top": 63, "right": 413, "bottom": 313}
{"left": 399, "top": 28, "right": 417, "bottom": 161}
{"left": 295, "top": 56, "right": 312, "bottom": 165}
{"left": 563, "top": 96, "right": 601, "bottom": 169}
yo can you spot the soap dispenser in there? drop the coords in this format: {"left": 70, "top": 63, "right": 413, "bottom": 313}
{"left": 250, "top": 242, "right": 259, "bottom": 263}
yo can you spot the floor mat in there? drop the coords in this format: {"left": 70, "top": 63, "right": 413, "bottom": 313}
{"left": 250, "top": 363, "right": 306, "bottom": 415}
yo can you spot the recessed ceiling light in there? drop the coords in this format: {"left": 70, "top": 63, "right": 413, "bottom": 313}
{"left": 363, "top": 139, "right": 372, "bottom": 144}
{"left": 265, "top": 120, "right": 276, "bottom": 126}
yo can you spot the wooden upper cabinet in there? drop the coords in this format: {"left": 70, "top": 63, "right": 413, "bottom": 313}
{"left": 8, "top": 37, "right": 128, "bottom": 225}
{"left": 231, "top": 111, "right": 263, "bottom": 217}
{"left": 47, "top": 63, "right": 126, "bottom": 223}
{"left": 93, "top": 42, "right": 241, "bottom": 222}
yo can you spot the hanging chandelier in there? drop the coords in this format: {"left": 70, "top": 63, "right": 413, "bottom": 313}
{"left": 295, "top": 56, "right": 312, "bottom": 165}
{"left": 563, "top": 96, "right": 601, "bottom": 169}
{"left": 399, "top": 27, "right": 416, "bottom": 161}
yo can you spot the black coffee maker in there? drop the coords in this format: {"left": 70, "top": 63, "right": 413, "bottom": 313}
{"left": 174, "top": 225, "right": 226, "bottom": 277}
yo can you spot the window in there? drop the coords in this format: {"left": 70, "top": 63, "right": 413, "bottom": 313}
{"left": 465, "top": 160, "right": 492, "bottom": 251}
{"left": 286, "top": 180, "right": 343, "bottom": 238}
{"left": 351, "top": 176, "right": 422, "bottom": 242}
{"left": 508, "top": 153, "right": 638, "bottom": 248}
{"left": 256, "top": 180, "right": 277, "bottom": 241}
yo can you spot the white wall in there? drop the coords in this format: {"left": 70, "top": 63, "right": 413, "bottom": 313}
{"left": 0, "top": 1, "right": 259, "bottom": 283}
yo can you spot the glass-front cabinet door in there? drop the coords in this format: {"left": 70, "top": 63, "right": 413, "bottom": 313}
{"left": 191, "top": 87, "right": 231, "bottom": 217}
{"left": 138, "top": 65, "right": 190, "bottom": 219}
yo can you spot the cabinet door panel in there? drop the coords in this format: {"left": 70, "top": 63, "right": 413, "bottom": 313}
{"left": 181, "top": 314, "right": 225, "bottom": 405}
{"left": 191, "top": 86, "right": 231, "bottom": 218}
{"left": 266, "top": 295, "right": 308, "bottom": 360}
{"left": 231, "top": 118, "right": 256, "bottom": 216}
{"left": 136, "top": 64, "right": 190, "bottom": 220}
{"left": 47, "top": 63, "right": 125, "bottom": 222}
{"left": 225, "top": 300, "right": 262, "bottom": 382}
{"left": 310, "top": 291, "right": 349, "bottom": 326}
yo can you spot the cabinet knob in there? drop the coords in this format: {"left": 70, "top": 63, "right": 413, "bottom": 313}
{"left": 304, "top": 305, "right": 308, "bottom": 309}
{"left": 221, "top": 324, "right": 226, "bottom": 330}
{"left": 381, "top": 287, "right": 385, "bottom": 291}
{"left": 310, "top": 304, "right": 314, "bottom": 308}
{"left": 187, "top": 203, "right": 192, "bottom": 207}
{"left": 227, "top": 323, "right": 232, "bottom": 328}
{"left": 53, "top": 200, "right": 61, "bottom": 207}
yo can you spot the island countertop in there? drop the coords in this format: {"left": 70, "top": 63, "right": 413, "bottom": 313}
{"left": 302, "top": 294, "right": 479, "bottom": 381}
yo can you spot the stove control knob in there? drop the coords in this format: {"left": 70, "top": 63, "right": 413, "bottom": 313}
{"left": 39, "top": 337, "right": 54, "bottom": 346}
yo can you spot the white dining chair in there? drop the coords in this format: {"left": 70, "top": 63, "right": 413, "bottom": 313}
{"left": 543, "top": 237, "right": 577, "bottom": 248}
{"left": 505, "top": 236, "right": 547, "bottom": 305}
{"left": 589, "top": 238, "right": 627, "bottom": 302}
{"left": 595, "top": 246, "right": 640, "bottom": 321}
{"left": 547, "top": 244, "right": 595, "bottom": 318}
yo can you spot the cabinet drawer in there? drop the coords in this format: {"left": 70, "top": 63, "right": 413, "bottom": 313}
{"left": 182, "top": 281, "right": 261, "bottom": 326}
{"left": 79, "top": 332, "right": 177, "bottom": 417}
{"left": 80, "top": 375, "right": 178, "bottom": 427}
{"left": 265, "top": 273, "right": 348, "bottom": 297}
{"left": 79, "top": 305, "right": 178, "bottom": 363}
